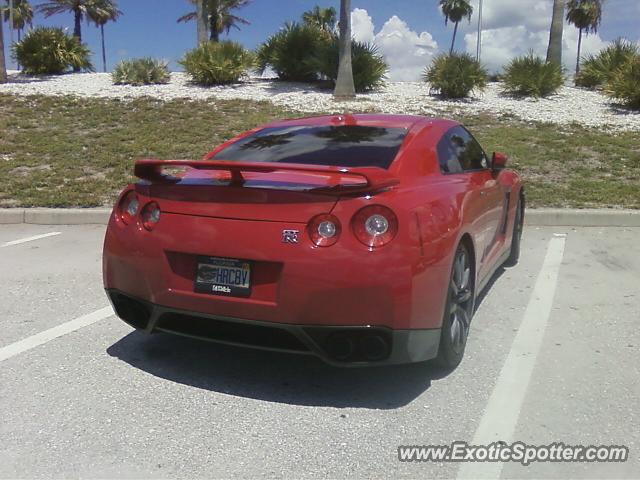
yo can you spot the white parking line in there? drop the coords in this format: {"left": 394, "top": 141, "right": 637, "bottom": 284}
{"left": 457, "top": 234, "right": 567, "bottom": 479}
{"left": 0, "top": 306, "right": 114, "bottom": 362}
{"left": 1, "top": 232, "right": 62, "bottom": 248}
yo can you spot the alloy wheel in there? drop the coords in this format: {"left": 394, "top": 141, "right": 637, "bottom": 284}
{"left": 448, "top": 247, "right": 472, "bottom": 353}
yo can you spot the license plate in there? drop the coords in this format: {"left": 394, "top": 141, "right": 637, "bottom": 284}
{"left": 194, "top": 256, "right": 251, "bottom": 297}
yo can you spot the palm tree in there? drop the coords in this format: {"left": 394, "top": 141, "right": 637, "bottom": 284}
{"left": 38, "top": 0, "right": 100, "bottom": 42}
{"left": 439, "top": 0, "right": 473, "bottom": 55}
{"left": 566, "top": 0, "right": 603, "bottom": 76}
{"left": 87, "top": 0, "right": 121, "bottom": 72}
{"left": 2, "top": 0, "right": 34, "bottom": 42}
{"left": 209, "top": 0, "right": 250, "bottom": 42}
{"left": 177, "top": 0, "right": 251, "bottom": 43}
{"left": 333, "top": 0, "right": 355, "bottom": 99}
{"left": 546, "top": 0, "right": 565, "bottom": 66}
{"left": 0, "top": 13, "right": 7, "bottom": 83}
{"left": 302, "top": 5, "right": 337, "bottom": 33}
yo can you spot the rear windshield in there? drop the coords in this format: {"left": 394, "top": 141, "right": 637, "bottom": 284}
{"left": 212, "top": 125, "right": 408, "bottom": 169}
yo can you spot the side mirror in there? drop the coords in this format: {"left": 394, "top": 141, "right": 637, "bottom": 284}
{"left": 492, "top": 152, "right": 508, "bottom": 172}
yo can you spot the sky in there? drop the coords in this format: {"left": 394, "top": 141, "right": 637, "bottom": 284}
{"left": 2, "top": 0, "right": 639, "bottom": 79}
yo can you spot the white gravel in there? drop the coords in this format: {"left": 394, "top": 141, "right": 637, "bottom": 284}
{"left": 1, "top": 71, "right": 639, "bottom": 131}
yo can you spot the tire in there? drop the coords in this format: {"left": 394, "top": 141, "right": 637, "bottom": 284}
{"left": 504, "top": 196, "right": 524, "bottom": 267}
{"left": 434, "top": 242, "right": 474, "bottom": 370}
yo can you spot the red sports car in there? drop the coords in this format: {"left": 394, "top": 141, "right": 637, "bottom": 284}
{"left": 103, "top": 114, "right": 524, "bottom": 368}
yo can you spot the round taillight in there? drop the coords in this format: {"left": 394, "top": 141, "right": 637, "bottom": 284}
{"left": 352, "top": 205, "right": 398, "bottom": 248}
{"left": 308, "top": 214, "right": 341, "bottom": 247}
{"left": 119, "top": 191, "right": 139, "bottom": 225}
{"left": 140, "top": 202, "right": 161, "bottom": 231}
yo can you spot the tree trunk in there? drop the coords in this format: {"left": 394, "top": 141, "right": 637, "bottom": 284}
{"left": 333, "top": 0, "right": 355, "bottom": 99}
{"left": 450, "top": 21, "right": 459, "bottom": 55}
{"left": 73, "top": 10, "right": 82, "bottom": 41}
{"left": 575, "top": 28, "right": 583, "bottom": 78}
{"left": 0, "top": 17, "right": 7, "bottom": 83}
{"left": 209, "top": 10, "right": 219, "bottom": 42}
{"left": 476, "top": 0, "right": 483, "bottom": 61}
{"left": 101, "top": 24, "right": 107, "bottom": 73}
{"left": 73, "top": 10, "right": 82, "bottom": 72}
{"left": 196, "top": 0, "right": 207, "bottom": 45}
{"left": 17, "top": 29, "right": 22, "bottom": 70}
{"left": 546, "top": 0, "right": 564, "bottom": 66}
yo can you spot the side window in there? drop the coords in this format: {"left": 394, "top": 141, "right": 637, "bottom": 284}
{"left": 437, "top": 127, "right": 488, "bottom": 173}
{"left": 437, "top": 130, "right": 463, "bottom": 173}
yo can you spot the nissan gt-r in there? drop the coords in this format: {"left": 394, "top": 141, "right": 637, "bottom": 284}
{"left": 103, "top": 114, "right": 524, "bottom": 368}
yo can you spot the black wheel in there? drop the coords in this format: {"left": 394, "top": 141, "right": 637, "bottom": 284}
{"left": 504, "top": 197, "right": 524, "bottom": 267}
{"left": 435, "top": 242, "right": 474, "bottom": 370}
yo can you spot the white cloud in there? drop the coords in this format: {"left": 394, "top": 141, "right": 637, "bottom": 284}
{"left": 471, "top": 0, "right": 551, "bottom": 32}
{"left": 350, "top": 2, "right": 610, "bottom": 81}
{"left": 464, "top": 26, "right": 548, "bottom": 73}
{"left": 351, "top": 8, "right": 375, "bottom": 44}
{"left": 463, "top": 0, "right": 608, "bottom": 74}
{"left": 351, "top": 10, "right": 438, "bottom": 81}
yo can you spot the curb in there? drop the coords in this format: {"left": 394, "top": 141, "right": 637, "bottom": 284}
{"left": 1, "top": 208, "right": 639, "bottom": 227}
{"left": 524, "top": 209, "right": 640, "bottom": 227}
{"left": 0, "top": 208, "right": 111, "bottom": 225}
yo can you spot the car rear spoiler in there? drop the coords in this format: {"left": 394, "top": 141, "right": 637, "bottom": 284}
{"left": 134, "top": 159, "right": 399, "bottom": 193}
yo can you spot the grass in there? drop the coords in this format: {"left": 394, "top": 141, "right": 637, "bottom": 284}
{"left": 0, "top": 94, "right": 639, "bottom": 209}
{"left": 462, "top": 114, "right": 640, "bottom": 208}
{"left": 0, "top": 94, "right": 294, "bottom": 207}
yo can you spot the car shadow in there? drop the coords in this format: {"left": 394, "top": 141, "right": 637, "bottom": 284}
{"left": 107, "top": 330, "right": 450, "bottom": 410}
{"left": 475, "top": 265, "right": 507, "bottom": 311}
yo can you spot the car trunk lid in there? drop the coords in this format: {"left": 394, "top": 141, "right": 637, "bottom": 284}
{"left": 134, "top": 159, "right": 399, "bottom": 223}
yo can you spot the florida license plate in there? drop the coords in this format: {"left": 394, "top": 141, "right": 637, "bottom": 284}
{"left": 195, "top": 256, "right": 251, "bottom": 297}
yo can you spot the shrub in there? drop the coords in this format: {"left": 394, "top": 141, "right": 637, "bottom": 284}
{"left": 502, "top": 53, "right": 564, "bottom": 98}
{"left": 180, "top": 41, "right": 254, "bottom": 85}
{"left": 308, "top": 38, "right": 387, "bottom": 92}
{"left": 576, "top": 38, "right": 640, "bottom": 89}
{"left": 112, "top": 58, "right": 170, "bottom": 86}
{"left": 12, "top": 27, "right": 93, "bottom": 75}
{"left": 256, "top": 22, "right": 328, "bottom": 82}
{"left": 423, "top": 53, "right": 487, "bottom": 99}
{"left": 605, "top": 56, "right": 640, "bottom": 109}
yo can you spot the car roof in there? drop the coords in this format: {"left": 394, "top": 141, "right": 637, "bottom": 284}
{"left": 263, "top": 114, "right": 455, "bottom": 131}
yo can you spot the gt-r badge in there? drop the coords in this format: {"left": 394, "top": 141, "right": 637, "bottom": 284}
{"left": 282, "top": 230, "right": 300, "bottom": 244}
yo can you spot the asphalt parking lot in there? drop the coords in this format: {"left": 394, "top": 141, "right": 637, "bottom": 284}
{"left": 0, "top": 224, "right": 638, "bottom": 479}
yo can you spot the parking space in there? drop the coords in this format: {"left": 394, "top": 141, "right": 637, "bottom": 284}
{"left": 0, "top": 225, "right": 107, "bottom": 347}
{"left": 0, "top": 225, "right": 638, "bottom": 479}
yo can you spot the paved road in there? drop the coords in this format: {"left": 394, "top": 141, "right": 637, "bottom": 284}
{"left": 0, "top": 224, "right": 638, "bottom": 479}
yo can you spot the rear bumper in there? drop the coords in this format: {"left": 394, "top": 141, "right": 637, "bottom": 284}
{"left": 103, "top": 209, "right": 450, "bottom": 331}
{"left": 107, "top": 289, "right": 441, "bottom": 367}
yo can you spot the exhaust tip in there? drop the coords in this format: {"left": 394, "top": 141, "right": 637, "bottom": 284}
{"left": 326, "top": 333, "right": 355, "bottom": 361}
{"left": 110, "top": 292, "right": 151, "bottom": 330}
{"left": 360, "top": 334, "right": 390, "bottom": 361}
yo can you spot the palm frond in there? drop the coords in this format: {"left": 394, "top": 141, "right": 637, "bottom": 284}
{"left": 566, "top": 0, "right": 603, "bottom": 34}
{"left": 180, "top": 40, "right": 254, "bottom": 85}
{"left": 87, "top": 0, "right": 122, "bottom": 25}
{"left": 502, "top": 52, "right": 564, "bottom": 98}
{"left": 177, "top": 11, "right": 197, "bottom": 23}
{"left": 2, "top": 0, "right": 35, "bottom": 30}
{"left": 12, "top": 26, "right": 93, "bottom": 74}
{"left": 577, "top": 38, "right": 639, "bottom": 88}
{"left": 439, "top": 0, "right": 473, "bottom": 25}
{"left": 424, "top": 52, "right": 487, "bottom": 99}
